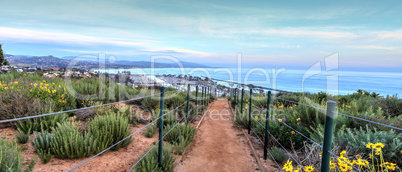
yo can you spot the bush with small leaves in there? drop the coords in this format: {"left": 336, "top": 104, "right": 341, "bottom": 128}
{"left": 50, "top": 122, "right": 97, "bottom": 159}
{"left": 141, "top": 96, "right": 160, "bottom": 112}
{"left": 152, "top": 109, "right": 178, "bottom": 127}
{"left": 14, "top": 128, "right": 30, "bottom": 144}
{"left": 144, "top": 124, "right": 156, "bottom": 138}
{"left": 163, "top": 123, "right": 197, "bottom": 147}
{"left": 268, "top": 146, "right": 288, "bottom": 164}
{"left": 30, "top": 130, "right": 53, "bottom": 163}
{"left": 30, "top": 130, "right": 53, "bottom": 153}
{"left": 16, "top": 112, "right": 68, "bottom": 134}
{"left": 133, "top": 145, "right": 175, "bottom": 172}
{"left": 87, "top": 112, "right": 133, "bottom": 152}
{"left": 0, "top": 137, "right": 24, "bottom": 171}
{"left": 172, "top": 135, "right": 190, "bottom": 155}
{"left": 37, "top": 149, "right": 52, "bottom": 163}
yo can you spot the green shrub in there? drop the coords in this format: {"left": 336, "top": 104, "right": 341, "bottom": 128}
{"left": 163, "top": 123, "right": 197, "bottom": 147}
{"left": 0, "top": 90, "right": 48, "bottom": 122}
{"left": 50, "top": 122, "right": 97, "bottom": 159}
{"left": 380, "top": 96, "right": 402, "bottom": 117}
{"left": 0, "top": 137, "right": 24, "bottom": 172}
{"left": 335, "top": 126, "right": 402, "bottom": 165}
{"left": 267, "top": 146, "right": 288, "bottom": 164}
{"left": 30, "top": 130, "right": 53, "bottom": 153}
{"left": 14, "top": 128, "right": 30, "bottom": 144}
{"left": 152, "top": 109, "right": 178, "bottom": 127}
{"left": 37, "top": 149, "right": 51, "bottom": 163}
{"left": 144, "top": 124, "right": 156, "bottom": 138}
{"left": 133, "top": 145, "right": 175, "bottom": 172}
{"left": 25, "top": 157, "right": 36, "bottom": 172}
{"left": 30, "top": 130, "right": 53, "bottom": 163}
{"left": 141, "top": 96, "right": 160, "bottom": 111}
{"left": 235, "top": 110, "right": 254, "bottom": 129}
{"left": 88, "top": 112, "right": 133, "bottom": 152}
{"left": 172, "top": 135, "right": 190, "bottom": 155}
{"left": 16, "top": 112, "right": 68, "bottom": 134}
{"left": 164, "top": 92, "right": 186, "bottom": 109}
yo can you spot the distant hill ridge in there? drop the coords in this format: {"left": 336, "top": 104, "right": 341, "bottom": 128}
{"left": 5, "top": 54, "right": 209, "bottom": 69}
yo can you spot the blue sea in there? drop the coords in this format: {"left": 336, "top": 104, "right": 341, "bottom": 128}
{"left": 98, "top": 68, "right": 402, "bottom": 96}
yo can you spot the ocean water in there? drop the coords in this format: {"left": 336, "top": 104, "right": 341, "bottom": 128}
{"left": 98, "top": 68, "right": 402, "bottom": 96}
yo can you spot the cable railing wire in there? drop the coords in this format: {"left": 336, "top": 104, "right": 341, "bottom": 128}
{"left": 249, "top": 124, "right": 283, "bottom": 171}
{"left": 274, "top": 97, "right": 402, "bottom": 131}
{"left": 253, "top": 113, "right": 361, "bottom": 172}
{"left": 252, "top": 104, "right": 323, "bottom": 148}
{"left": 249, "top": 98, "right": 365, "bottom": 171}
{"left": 334, "top": 111, "right": 402, "bottom": 131}
{"left": 128, "top": 115, "right": 186, "bottom": 171}
{"left": 327, "top": 151, "right": 362, "bottom": 172}
{"left": 70, "top": 100, "right": 187, "bottom": 171}
{"left": 275, "top": 97, "right": 326, "bottom": 111}
{"left": 0, "top": 90, "right": 177, "bottom": 123}
{"left": 205, "top": 76, "right": 294, "bottom": 94}
{"left": 250, "top": 117, "right": 302, "bottom": 167}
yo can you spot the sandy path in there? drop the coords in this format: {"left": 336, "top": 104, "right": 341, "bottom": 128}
{"left": 175, "top": 99, "right": 260, "bottom": 172}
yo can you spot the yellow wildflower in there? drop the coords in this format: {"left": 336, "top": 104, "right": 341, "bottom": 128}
{"left": 291, "top": 131, "right": 295, "bottom": 135}
{"left": 374, "top": 142, "right": 385, "bottom": 153}
{"left": 14, "top": 81, "right": 18, "bottom": 84}
{"left": 340, "top": 150, "right": 346, "bottom": 157}
{"left": 282, "top": 160, "right": 293, "bottom": 172}
{"left": 255, "top": 116, "right": 258, "bottom": 119}
{"left": 304, "top": 165, "right": 314, "bottom": 172}
{"left": 366, "top": 142, "right": 374, "bottom": 149}
{"left": 296, "top": 118, "right": 300, "bottom": 121}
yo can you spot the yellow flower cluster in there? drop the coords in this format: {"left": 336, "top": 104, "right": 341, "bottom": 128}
{"left": 284, "top": 146, "right": 399, "bottom": 172}
{"left": 0, "top": 80, "right": 22, "bottom": 91}
{"left": 365, "top": 142, "right": 399, "bottom": 171}
{"left": 328, "top": 143, "right": 400, "bottom": 172}
{"left": 30, "top": 81, "right": 68, "bottom": 104}
{"left": 283, "top": 160, "right": 314, "bottom": 172}
{"left": 277, "top": 102, "right": 284, "bottom": 108}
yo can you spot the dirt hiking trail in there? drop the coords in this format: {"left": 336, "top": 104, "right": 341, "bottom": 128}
{"left": 175, "top": 98, "right": 277, "bottom": 172}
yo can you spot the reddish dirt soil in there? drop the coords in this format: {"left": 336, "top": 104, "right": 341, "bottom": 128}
{"left": 0, "top": 124, "right": 158, "bottom": 172}
{"left": 175, "top": 99, "right": 279, "bottom": 172}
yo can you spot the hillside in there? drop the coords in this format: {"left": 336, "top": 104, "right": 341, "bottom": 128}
{"left": 5, "top": 54, "right": 209, "bottom": 70}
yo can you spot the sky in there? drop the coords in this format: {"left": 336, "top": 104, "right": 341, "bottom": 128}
{"left": 1, "top": 0, "right": 402, "bottom": 70}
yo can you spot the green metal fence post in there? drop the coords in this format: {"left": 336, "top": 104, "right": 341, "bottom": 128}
{"left": 201, "top": 87, "right": 203, "bottom": 108}
{"left": 205, "top": 87, "right": 208, "bottom": 106}
{"left": 195, "top": 86, "right": 198, "bottom": 121}
{"left": 236, "top": 88, "right": 239, "bottom": 106}
{"left": 158, "top": 86, "right": 166, "bottom": 168}
{"left": 240, "top": 88, "right": 244, "bottom": 113}
{"left": 321, "top": 101, "right": 337, "bottom": 172}
{"left": 208, "top": 86, "right": 210, "bottom": 104}
{"left": 264, "top": 91, "right": 272, "bottom": 160}
{"left": 186, "top": 84, "right": 190, "bottom": 124}
{"left": 248, "top": 89, "right": 253, "bottom": 134}
{"left": 202, "top": 86, "right": 205, "bottom": 109}
{"left": 234, "top": 88, "right": 237, "bottom": 106}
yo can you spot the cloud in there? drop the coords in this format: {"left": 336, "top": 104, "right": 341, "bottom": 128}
{"left": 354, "top": 45, "right": 399, "bottom": 50}
{"left": 0, "top": 27, "right": 154, "bottom": 47}
{"left": 139, "top": 48, "right": 215, "bottom": 57}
